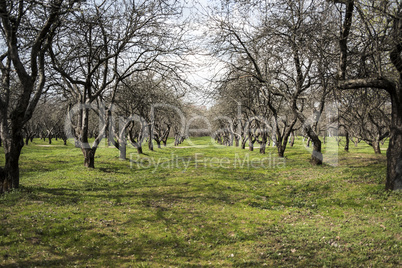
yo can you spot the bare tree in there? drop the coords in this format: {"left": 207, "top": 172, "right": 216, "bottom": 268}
{"left": 207, "top": 0, "right": 333, "bottom": 161}
{"left": 333, "top": 0, "right": 402, "bottom": 190}
{"left": 336, "top": 89, "right": 391, "bottom": 154}
{"left": 112, "top": 70, "right": 186, "bottom": 159}
{"left": 0, "top": 0, "right": 80, "bottom": 192}
{"left": 51, "top": 0, "right": 184, "bottom": 167}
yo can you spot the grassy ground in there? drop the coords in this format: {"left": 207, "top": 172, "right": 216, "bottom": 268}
{"left": 0, "top": 137, "right": 401, "bottom": 267}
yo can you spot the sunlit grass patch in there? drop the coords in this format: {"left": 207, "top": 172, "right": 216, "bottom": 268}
{"left": 0, "top": 137, "right": 401, "bottom": 267}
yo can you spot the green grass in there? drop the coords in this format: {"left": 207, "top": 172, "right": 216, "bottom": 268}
{"left": 0, "top": 137, "right": 401, "bottom": 267}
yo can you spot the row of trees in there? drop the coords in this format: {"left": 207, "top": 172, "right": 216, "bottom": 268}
{"left": 0, "top": 0, "right": 192, "bottom": 193}
{"left": 0, "top": 0, "right": 401, "bottom": 192}
{"left": 203, "top": 0, "right": 401, "bottom": 190}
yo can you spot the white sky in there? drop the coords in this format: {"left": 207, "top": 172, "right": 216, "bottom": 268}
{"left": 180, "top": 0, "right": 227, "bottom": 108}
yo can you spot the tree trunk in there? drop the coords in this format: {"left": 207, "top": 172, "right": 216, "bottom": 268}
{"left": 163, "top": 140, "right": 167, "bottom": 147}
{"left": 148, "top": 124, "right": 153, "bottom": 151}
{"left": 289, "top": 131, "right": 295, "bottom": 147}
{"left": 372, "top": 138, "right": 381, "bottom": 154}
{"left": 1, "top": 132, "right": 24, "bottom": 193}
{"left": 229, "top": 133, "right": 233, "bottom": 146}
{"left": 75, "top": 138, "right": 81, "bottom": 148}
{"left": 249, "top": 143, "right": 254, "bottom": 151}
{"left": 386, "top": 132, "right": 402, "bottom": 190}
{"left": 119, "top": 141, "right": 126, "bottom": 160}
{"left": 272, "top": 133, "right": 277, "bottom": 147}
{"left": 248, "top": 130, "right": 254, "bottom": 151}
{"left": 174, "top": 133, "right": 181, "bottom": 146}
{"left": 344, "top": 131, "right": 349, "bottom": 152}
{"left": 311, "top": 137, "right": 322, "bottom": 165}
{"left": 156, "top": 141, "right": 161, "bottom": 148}
{"left": 137, "top": 146, "right": 143, "bottom": 154}
{"left": 0, "top": 167, "right": 5, "bottom": 193}
{"left": 235, "top": 136, "right": 240, "bottom": 147}
{"left": 82, "top": 148, "right": 96, "bottom": 168}
{"left": 277, "top": 145, "right": 285, "bottom": 158}
{"left": 386, "top": 96, "right": 402, "bottom": 190}
{"left": 353, "top": 138, "right": 359, "bottom": 147}
{"left": 241, "top": 138, "right": 247, "bottom": 149}
{"left": 259, "top": 142, "right": 266, "bottom": 154}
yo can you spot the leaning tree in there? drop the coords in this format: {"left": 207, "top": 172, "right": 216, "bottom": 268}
{"left": 0, "top": 0, "right": 81, "bottom": 193}
{"left": 333, "top": 0, "right": 402, "bottom": 190}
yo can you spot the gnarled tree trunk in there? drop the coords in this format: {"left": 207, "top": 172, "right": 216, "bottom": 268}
{"left": 372, "top": 138, "right": 381, "bottom": 154}
{"left": 82, "top": 148, "right": 96, "bottom": 168}
{"left": 1, "top": 130, "right": 24, "bottom": 193}
{"left": 386, "top": 93, "right": 402, "bottom": 190}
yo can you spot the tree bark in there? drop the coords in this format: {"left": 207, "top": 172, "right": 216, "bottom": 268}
{"left": 241, "top": 138, "right": 247, "bottom": 149}
{"left": 353, "top": 138, "right": 359, "bottom": 147}
{"left": 289, "top": 131, "right": 295, "bottom": 147}
{"left": 249, "top": 143, "right": 254, "bottom": 151}
{"left": 119, "top": 140, "right": 126, "bottom": 160}
{"left": 75, "top": 138, "right": 81, "bottom": 148}
{"left": 82, "top": 148, "right": 96, "bottom": 168}
{"left": 234, "top": 136, "right": 240, "bottom": 147}
{"left": 1, "top": 131, "right": 24, "bottom": 193}
{"left": 272, "top": 132, "right": 277, "bottom": 147}
{"left": 248, "top": 131, "right": 254, "bottom": 151}
{"left": 344, "top": 131, "right": 349, "bottom": 152}
{"left": 372, "top": 138, "right": 381, "bottom": 154}
{"left": 137, "top": 146, "right": 143, "bottom": 154}
{"left": 148, "top": 124, "right": 153, "bottom": 151}
{"left": 386, "top": 133, "right": 402, "bottom": 190}
{"left": 302, "top": 123, "right": 323, "bottom": 165}
{"left": 386, "top": 94, "right": 402, "bottom": 190}
{"left": 311, "top": 137, "right": 323, "bottom": 165}
{"left": 259, "top": 141, "right": 266, "bottom": 154}
{"left": 277, "top": 145, "right": 285, "bottom": 158}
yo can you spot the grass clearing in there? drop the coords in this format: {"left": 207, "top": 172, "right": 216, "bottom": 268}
{"left": 0, "top": 137, "right": 401, "bottom": 267}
